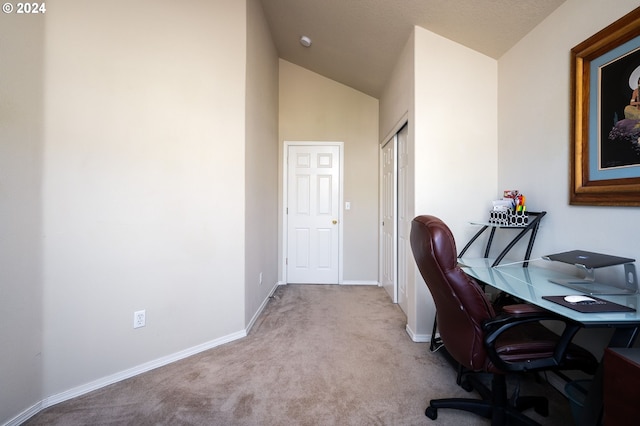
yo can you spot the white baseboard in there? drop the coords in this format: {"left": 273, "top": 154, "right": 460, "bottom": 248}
{"left": 405, "top": 323, "right": 431, "bottom": 343}
{"left": 246, "top": 282, "right": 280, "bottom": 333}
{"left": 4, "top": 401, "right": 43, "bottom": 426}
{"left": 5, "top": 329, "right": 248, "bottom": 426}
{"left": 340, "top": 280, "right": 379, "bottom": 286}
{"left": 6, "top": 286, "right": 292, "bottom": 426}
{"left": 277, "top": 281, "right": 379, "bottom": 286}
{"left": 44, "top": 330, "right": 247, "bottom": 408}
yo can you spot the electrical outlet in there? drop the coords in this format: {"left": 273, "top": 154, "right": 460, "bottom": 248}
{"left": 133, "top": 310, "right": 146, "bottom": 329}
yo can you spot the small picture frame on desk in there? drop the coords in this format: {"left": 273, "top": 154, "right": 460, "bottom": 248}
{"left": 570, "top": 7, "right": 640, "bottom": 206}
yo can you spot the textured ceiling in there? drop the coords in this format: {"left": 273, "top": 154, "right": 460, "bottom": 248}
{"left": 259, "top": 0, "right": 566, "bottom": 98}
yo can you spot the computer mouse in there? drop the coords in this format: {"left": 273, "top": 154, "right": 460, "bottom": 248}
{"left": 564, "top": 295, "right": 597, "bottom": 304}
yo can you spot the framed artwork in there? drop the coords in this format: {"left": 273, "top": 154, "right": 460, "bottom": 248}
{"left": 571, "top": 7, "right": 640, "bottom": 206}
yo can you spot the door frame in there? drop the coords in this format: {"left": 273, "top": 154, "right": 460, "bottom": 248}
{"left": 282, "top": 141, "right": 344, "bottom": 284}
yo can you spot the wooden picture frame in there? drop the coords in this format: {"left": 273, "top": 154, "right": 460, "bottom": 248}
{"left": 571, "top": 7, "right": 640, "bottom": 206}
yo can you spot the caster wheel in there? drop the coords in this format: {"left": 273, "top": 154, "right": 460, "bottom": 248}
{"left": 425, "top": 406, "right": 438, "bottom": 420}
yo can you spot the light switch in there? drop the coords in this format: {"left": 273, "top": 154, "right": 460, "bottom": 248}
{"left": 345, "top": 201, "right": 351, "bottom": 210}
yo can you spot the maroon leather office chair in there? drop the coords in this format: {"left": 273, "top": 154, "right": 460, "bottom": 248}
{"left": 410, "top": 215, "right": 597, "bottom": 425}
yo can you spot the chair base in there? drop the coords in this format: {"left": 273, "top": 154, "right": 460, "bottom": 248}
{"left": 426, "top": 374, "right": 547, "bottom": 426}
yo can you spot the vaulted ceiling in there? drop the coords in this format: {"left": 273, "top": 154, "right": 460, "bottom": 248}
{"left": 259, "top": 0, "right": 566, "bottom": 97}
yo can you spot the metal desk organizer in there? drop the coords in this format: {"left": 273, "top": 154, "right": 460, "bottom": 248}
{"left": 458, "top": 210, "right": 546, "bottom": 267}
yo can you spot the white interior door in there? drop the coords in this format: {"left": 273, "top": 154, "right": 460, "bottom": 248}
{"left": 286, "top": 144, "right": 341, "bottom": 284}
{"left": 381, "top": 137, "right": 397, "bottom": 302}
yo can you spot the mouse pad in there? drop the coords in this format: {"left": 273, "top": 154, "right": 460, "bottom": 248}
{"left": 542, "top": 295, "right": 636, "bottom": 313}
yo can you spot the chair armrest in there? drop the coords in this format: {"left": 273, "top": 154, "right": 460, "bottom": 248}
{"left": 500, "top": 303, "right": 546, "bottom": 316}
{"left": 482, "top": 312, "right": 583, "bottom": 373}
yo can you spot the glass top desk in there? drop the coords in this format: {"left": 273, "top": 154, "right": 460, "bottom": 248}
{"left": 458, "top": 257, "right": 640, "bottom": 334}
{"left": 459, "top": 257, "right": 640, "bottom": 426}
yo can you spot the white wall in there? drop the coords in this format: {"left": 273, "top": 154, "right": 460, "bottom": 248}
{"left": 0, "top": 1, "right": 283, "bottom": 423}
{"left": 245, "top": 0, "right": 280, "bottom": 326}
{"left": 0, "top": 11, "right": 45, "bottom": 424}
{"left": 379, "top": 27, "right": 498, "bottom": 340}
{"left": 379, "top": 30, "right": 414, "bottom": 143}
{"left": 499, "top": 0, "right": 640, "bottom": 356}
{"left": 413, "top": 27, "right": 499, "bottom": 242}
{"left": 41, "top": 0, "right": 246, "bottom": 398}
{"left": 499, "top": 0, "right": 640, "bottom": 263}
{"left": 278, "top": 60, "right": 380, "bottom": 284}
{"left": 412, "top": 27, "right": 499, "bottom": 338}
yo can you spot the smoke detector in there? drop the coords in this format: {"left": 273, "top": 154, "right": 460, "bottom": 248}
{"left": 300, "top": 36, "right": 312, "bottom": 47}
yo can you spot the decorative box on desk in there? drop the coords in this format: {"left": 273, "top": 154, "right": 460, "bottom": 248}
{"left": 488, "top": 210, "right": 528, "bottom": 226}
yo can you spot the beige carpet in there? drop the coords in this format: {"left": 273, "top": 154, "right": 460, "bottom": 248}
{"left": 25, "top": 285, "right": 574, "bottom": 425}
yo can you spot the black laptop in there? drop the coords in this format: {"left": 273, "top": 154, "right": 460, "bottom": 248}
{"left": 543, "top": 250, "right": 635, "bottom": 269}
{"left": 543, "top": 250, "right": 637, "bottom": 295}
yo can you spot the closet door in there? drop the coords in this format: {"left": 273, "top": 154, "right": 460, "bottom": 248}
{"left": 380, "top": 123, "right": 408, "bottom": 312}
{"left": 397, "top": 124, "right": 409, "bottom": 314}
{"left": 381, "top": 136, "right": 397, "bottom": 302}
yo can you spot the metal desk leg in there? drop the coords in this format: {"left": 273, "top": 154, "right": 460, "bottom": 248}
{"left": 458, "top": 226, "right": 489, "bottom": 258}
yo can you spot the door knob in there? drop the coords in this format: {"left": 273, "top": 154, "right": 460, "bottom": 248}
{"left": 332, "top": 220, "right": 338, "bottom": 224}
